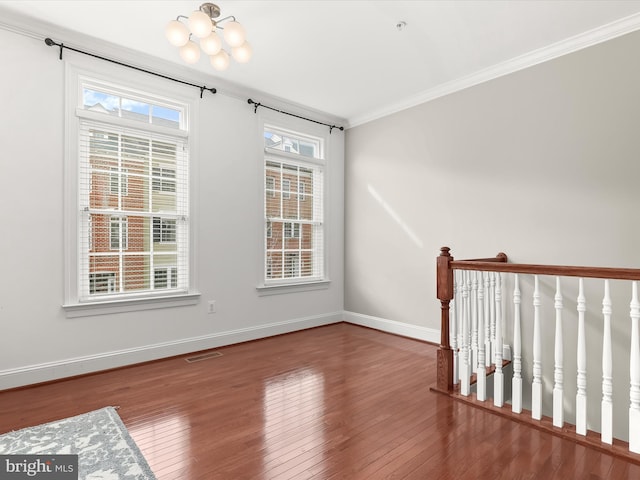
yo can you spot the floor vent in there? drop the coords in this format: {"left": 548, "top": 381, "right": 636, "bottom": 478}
{"left": 185, "top": 351, "right": 223, "bottom": 363}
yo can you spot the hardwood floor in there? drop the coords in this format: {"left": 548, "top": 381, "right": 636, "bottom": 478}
{"left": 1, "top": 323, "right": 638, "bottom": 479}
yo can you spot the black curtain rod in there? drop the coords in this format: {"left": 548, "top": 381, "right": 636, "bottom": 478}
{"left": 44, "top": 38, "right": 216, "bottom": 98}
{"left": 247, "top": 99, "right": 344, "bottom": 134}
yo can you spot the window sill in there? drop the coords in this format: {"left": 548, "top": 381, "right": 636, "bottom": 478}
{"left": 256, "top": 280, "right": 330, "bottom": 296}
{"left": 62, "top": 292, "right": 201, "bottom": 318}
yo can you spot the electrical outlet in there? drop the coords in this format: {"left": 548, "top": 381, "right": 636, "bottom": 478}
{"left": 208, "top": 300, "right": 216, "bottom": 314}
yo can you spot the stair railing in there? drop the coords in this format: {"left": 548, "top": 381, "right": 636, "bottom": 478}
{"left": 436, "top": 246, "right": 640, "bottom": 456}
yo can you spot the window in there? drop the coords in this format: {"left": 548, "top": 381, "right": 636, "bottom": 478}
{"left": 110, "top": 216, "right": 128, "bottom": 250}
{"left": 90, "top": 272, "right": 116, "bottom": 294}
{"left": 282, "top": 179, "right": 291, "bottom": 199}
{"left": 263, "top": 126, "right": 325, "bottom": 286}
{"left": 284, "top": 222, "right": 300, "bottom": 239}
{"left": 154, "top": 267, "right": 177, "bottom": 289}
{"left": 152, "top": 165, "right": 176, "bottom": 193}
{"left": 266, "top": 176, "right": 275, "bottom": 198}
{"left": 284, "top": 252, "right": 300, "bottom": 278}
{"left": 153, "top": 217, "right": 177, "bottom": 243}
{"left": 66, "top": 73, "right": 193, "bottom": 307}
{"left": 110, "top": 168, "right": 128, "bottom": 195}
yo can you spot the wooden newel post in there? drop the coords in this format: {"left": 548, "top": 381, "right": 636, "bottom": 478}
{"left": 437, "top": 246, "right": 454, "bottom": 392}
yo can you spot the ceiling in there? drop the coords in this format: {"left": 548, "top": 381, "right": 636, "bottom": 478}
{"left": 3, "top": 1, "right": 640, "bottom": 127}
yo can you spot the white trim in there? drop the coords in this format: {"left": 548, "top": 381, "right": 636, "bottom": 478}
{"left": 0, "top": 311, "right": 343, "bottom": 390}
{"left": 348, "top": 12, "right": 640, "bottom": 128}
{"left": 76, "top": 108, "right": 188, "bottom": 138}
{"left": 63, "top": 292, "right": 201, "bottom": 317}
{"left": 256, "top": 280, "right": 331, "bottom": 296}
{"left": 343, "top": 311, "right": 440, "bottom": 344}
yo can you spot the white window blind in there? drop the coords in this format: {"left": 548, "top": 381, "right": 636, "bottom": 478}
{"left": 264, "top": 127, "right": 324, "bottom": 284}
{"left": 77, "top": 84, "right": 189, "bottom": 301}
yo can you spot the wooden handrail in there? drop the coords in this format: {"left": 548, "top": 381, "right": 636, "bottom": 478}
{"left": 451, "top": 260, "right": 640, "bottom": 281}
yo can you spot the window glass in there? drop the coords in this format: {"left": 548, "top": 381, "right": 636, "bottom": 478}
{"left": 263, "top": 127, "right": 324, "bottom": 285}
{"left": 75, "top": 78, "right": 189, "bottom": 301}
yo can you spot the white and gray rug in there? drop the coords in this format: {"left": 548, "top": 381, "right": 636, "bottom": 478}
{"left": 0, "top": 407, "right": 156, "bottom": 479}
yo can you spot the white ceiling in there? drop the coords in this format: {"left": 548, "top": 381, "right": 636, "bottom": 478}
{"left": 3, "top": 1, "right": 640, "bottom": 126}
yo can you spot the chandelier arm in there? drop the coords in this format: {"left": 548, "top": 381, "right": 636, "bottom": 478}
{"left": 214, "top": 16, "right": 236, "bottom": 28}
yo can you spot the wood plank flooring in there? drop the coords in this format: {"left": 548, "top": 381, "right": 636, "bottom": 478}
{"left": 1, "top": 323, "right": 639, "bottom": 479}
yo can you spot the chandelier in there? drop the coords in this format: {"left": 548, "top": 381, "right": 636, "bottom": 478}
{"left": 165, "top": 2, "right": 251, "bottom": 71}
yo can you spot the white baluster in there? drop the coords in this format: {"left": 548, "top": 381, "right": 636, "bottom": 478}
{"left": 576, "top": 278, "right": 587, "bottom": 436}
{"left": 629, "top": 281, "right": 640, "bottom": 453}
{"left": 477, "top": 270, "right": 487, "bottom": 401}
{"left": 484, "top": 272, "right": 491, "bottom": 367}
{"left": 494, "top": 272, "right": 504, "bottom": 407}
{"left": 532, "top": 275, "right": 542, "bottom": 420}
{"left": 451, "top": 271, "right": 459, "bottom": 385}
{"left": 553, "top": 277, "right": 564, "bottom": 427}
{"left": 490, "top": 272, "right": 496, "bottom": 367}
{"left": 471, "top": 271, "right": 478, "bottom": 374}
{"left": 456, "top": 271, "right": 464, "bottom": 382}
{"left": 602, "top": 280, "right": 613, "bottom": 445}
{"left": 512, "top": 274, "right": 522, "bottom": 414}
{"left": 460, "top": 271, "right": 471, "bottom": 396}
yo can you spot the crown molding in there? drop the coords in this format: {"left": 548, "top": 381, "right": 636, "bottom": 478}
{"left": 347, "top": 12, "right": 640, "bottom": 129}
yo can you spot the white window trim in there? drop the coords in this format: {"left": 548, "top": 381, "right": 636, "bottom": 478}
{"left": 256, "top": 280, "right": 331, "bottom": 296}
{"left": 63, "top": 62, "right": 200, "bottom": 316}
{"left": 257, "top": 116, "right": 330, "bottom": 292}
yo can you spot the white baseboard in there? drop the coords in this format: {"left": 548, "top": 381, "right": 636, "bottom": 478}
{"left": 0, "top": 311, "right": 343, "bottom": 390}
{"left": 343, "top": 311, "right": 440, "bottom": 344}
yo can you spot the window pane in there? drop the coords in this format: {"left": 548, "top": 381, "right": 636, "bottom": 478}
{"left": 154, "top": 268, "right": 168, "bottom": 288}
{"left": 152, "top": 105, "right": 181, "bottom": 129}
{"left": 123, "top": 254, "right": 149, "bottom": 291}
{"left": 90, "top": 272, "right": 116, "bottom": 294}
{"left": 121, "top": 98, "right": 150, "bottom": 121}
{"left": 110, "top": 217, "right": 127, "bottom": 250}
{"left": 82, "top": 88, "right": 184, "bottom": 129}
{"left": 264, "top": 129, "right": 320, "bottom": 159}
{"left": 83, "top": 88, "right": 119, "bottom": 113}
{"left": 78, "top": 78, "right": 188, "bottom": 302}
{"left": 88, "top": 255, "right": 120, "bottom": 293}
{"left": 263, "top": 146, "right": 324, "bottom": 283}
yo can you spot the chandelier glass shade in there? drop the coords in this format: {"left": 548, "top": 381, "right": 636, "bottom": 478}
{"left": 166, "top": 3, "right": 251, "bottom": 71}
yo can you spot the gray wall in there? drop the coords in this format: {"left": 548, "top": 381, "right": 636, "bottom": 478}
{"left": 345, "top": 30, "right": 640, "bottom": 438}
{"left": 0, "top": 13, "right": 344, "bottom": 389}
